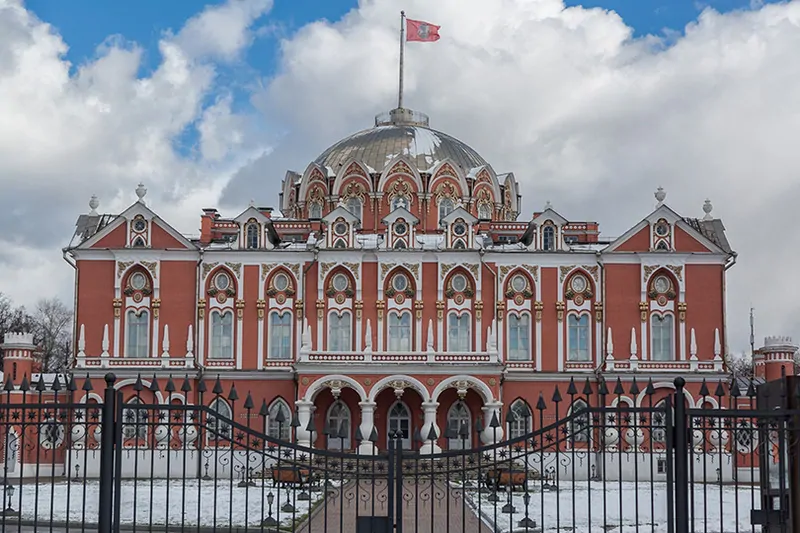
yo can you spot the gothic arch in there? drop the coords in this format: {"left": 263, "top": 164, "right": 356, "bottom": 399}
{"left": 332, "top": 159, "right": 373, "bottom": 197}
{"left": 428, "top": 160, "right": 468, "bottom": 198}
{"left": 377, "top": 156, "right": 423, "bottom": 193}
{"left": 635, "top": 382, "right": 696, "bottom": 408}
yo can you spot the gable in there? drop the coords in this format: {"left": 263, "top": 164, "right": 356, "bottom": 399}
{"left": 91, "top": 223, "right": 127, "bottom": 249}
{"left": 151, "top": 224, "right": 191, "bottom": 249}
{"left": 674, "top": 226, "right": 717, "bottom": 253}
{"left": 610, "top": 225, "right": 649, "bottom": 252}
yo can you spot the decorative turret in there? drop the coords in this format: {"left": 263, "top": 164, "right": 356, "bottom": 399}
{"left": 754, "top": 335, "right": 799, "bottom": 382}
{"left": 1, "top": 332, "right": 36, "bottom": 386}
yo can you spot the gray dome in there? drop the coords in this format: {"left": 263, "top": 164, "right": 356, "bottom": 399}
{"left": 314, "top": 108, "right": 490, "bottom": 173}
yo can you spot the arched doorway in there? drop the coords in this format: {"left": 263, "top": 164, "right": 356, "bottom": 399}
{"left": 387, "top": 401, "right": 412, "bottom": 449}
{"left": 326, "top": 401, "right": 352, "bottom": 450}
{"left": 446, "top": 400, "right": 471, "bottom": 449}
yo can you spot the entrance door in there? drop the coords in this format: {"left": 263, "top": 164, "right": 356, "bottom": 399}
{"left": 387, "top": 401, "right": 411, "bottom": 449}
{"left": 447, "top": 401, "right": 471, "bottom": 450}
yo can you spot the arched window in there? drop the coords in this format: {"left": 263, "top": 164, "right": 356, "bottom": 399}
{"left": 388, "top": 312, "right": 412, "bottom": 351}
{"left": 268, "top": 399, "right": 292, "bottom": 441}
{"left": 569, "top": 399, "right": 590, "bottom": 444}
{"left": 446, "top": 401, "right": 472, "bottom": 449}
{"left": 508, "top": 314, "right": 530, "bottom": 361}
{"left": 651, "top": 314, "right": 674, "bottom": 361}
{"left": 387, "top": 401, "right": 411, "bottom": 449}
{"left": 309, "top": 202, "right": 322, "bottom": 219}
{"left": 122, "top": 399, "right": 148, "bottom": 441}
{"left": 269, "top": 312, "right": 292, "bottom": 360}
{"left": 328, "top": 312, "right": 352, "bottom": 351}
{"left": 210, "top": 311, "right": 234, "bottom": 359}
{"left": 326, "top": 401, "right": 351, "bottom": 450}
{"left": 567, "top": 314, "right": 590, "bottom": 361}
{"left": 346, "top": 197, "right": 362, "bottom": 220}
{"left": 447, "top": 313, "right": 471, "bottom": 352}
{"left": 246, "top": 224, "right": 259, "bottom": 249}
{"left": 478, "top": 202, "right": 492, "bottom": 220}
{"left": 126, "top": 310, "right": 150, "bottom": 358}
{"left": 439, "top": 197, "right": 455, "bottom": 223}
{"left": 207, "top": 398, "right": 232, "bottom": 443}
{"left": 508, "top": 400, "right": 532, "bottom": 439}
{"left": 542, "top": 226, "right": 555, "bottom": 251}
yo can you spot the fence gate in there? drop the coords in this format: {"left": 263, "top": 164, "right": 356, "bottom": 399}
{"left": 0, "top": 373, "right": 798, "bottom": 533}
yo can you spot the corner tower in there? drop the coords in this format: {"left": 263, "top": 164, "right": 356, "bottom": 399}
{"left": 754, "top": 336, "right": 798, "bottom": 382}
{"left": 1, "top": 332, "right": 36, "bottom": 386}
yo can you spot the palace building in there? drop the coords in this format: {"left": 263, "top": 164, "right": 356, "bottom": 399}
{"left": 56, "top": 104, "right": 750, "bottom": 457}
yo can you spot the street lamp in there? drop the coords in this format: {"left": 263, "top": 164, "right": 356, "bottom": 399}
{"left": 262, "top": 491, "right": 277, "bottom": 526}
{"left": 2, "top": 485, "right": 17, "bottom": 516}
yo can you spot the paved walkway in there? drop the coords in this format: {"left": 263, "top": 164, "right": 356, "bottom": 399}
{"left": 297, "top": 479, "right": 486, "bottom": 533}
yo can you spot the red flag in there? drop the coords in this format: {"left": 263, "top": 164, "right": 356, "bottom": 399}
{"left": 406, "top": 18, "right": 440, "bottom": 42}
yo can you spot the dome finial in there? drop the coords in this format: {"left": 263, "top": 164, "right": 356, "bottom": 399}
{"left": 136, "top": 183, "right": 147, "bottom": 204}
{"left": 89, "top": 195, "right": 99, "bottom": 215}
{"left": 544, "top": 200, "right": 553, "bottom": 211}
{"left": 654, "top": 186, "right": 666, "bottom": 207}
{"left": 702, "top": 198, "right": 713, "bottom": 221}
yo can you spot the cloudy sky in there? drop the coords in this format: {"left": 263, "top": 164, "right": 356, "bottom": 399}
{"left": 0, "top": 0, "right": 794, "bottom": 354}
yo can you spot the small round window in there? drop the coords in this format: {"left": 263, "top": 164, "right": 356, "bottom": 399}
{"left": 655, "top": 222, "right": 669, "bottom": 237}
{"left": 392, "top": 274, "right": 408, "bottom": 292}
{"left": 332, "top": 273, "right": 348, "bottom": 292}
{"left": 654, "top": 275, "right": 671, "bottom": 294}
{"left": 570, "top": 274, "right": 588, "bottom": 294}
{"left": 451, "top": 274, "right": 468, "bottom": 293}
{"left": 274, "top": 273, "right": 289, "bottom": 292}
{"left": 511, "top": 275, "right": 526, "bottom": 293}
{"left": 394, "top": 222, "right": 408, "bottom": 235}
{"left": 130, "top": 272, "right": 146, "bottom": 291}
{"left": 214, "top": 272, "right": 230, "bottom": 291}
{"left": 334, "top": 222, "right": 348, "bottom": 235}
{"left": 133, "top": 219, "right": 146, "bottom": 232}
{"left": 453, "top": 222, "right": 467, "bottom": 236}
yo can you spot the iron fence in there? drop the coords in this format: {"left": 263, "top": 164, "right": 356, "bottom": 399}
{"left": 0, "top": 373, "right": 797, "bottom": 533}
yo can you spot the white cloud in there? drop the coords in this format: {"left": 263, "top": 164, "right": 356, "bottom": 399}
{"left": 1, "top": 0, "right": 797, "bottom": 355}
{"left": 228, "top": 0, "right": 800, "bottom": 352}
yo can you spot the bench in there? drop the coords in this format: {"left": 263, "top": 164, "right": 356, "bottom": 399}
{"left": 484, "top": 468, "right": 528, "bottom": 491}
{"left": 271, "top": 466, "right": 313, "bottom": 488}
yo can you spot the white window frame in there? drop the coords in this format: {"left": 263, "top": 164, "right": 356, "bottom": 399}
{"left": 207, "top": 398, "right": 233, "bottom": 444}
{"left": 507, "top": 400, "right": 532, "bottom": 439}
{"left": 268, "top": 399, "right": 292, "bottom": 441}
{"left": 210, "top": 310, "right": 234, "bottom": 360}
{"left": 326, "top": 400, "right": 352, "bottom": 450}
{"left": 567, "top": 313, "right": 591, "bottom": 362}
{"left": 542, "top": 225, "right": 555, "bottom": 251}
{"left": 447, "top": 312, "right": 471, "bottom": 352}
{"left": 309, "top": 202, "right": 322, "bottom": 219}
{"left": 568, "top": 399, "right": 590, "bottom": 444}
{"left": 388, "top": 312, "right": 412, "bottom": 351}
{"left": 507, "top": 313, "right": 531, "bottom": 361}
{"left": 651, "top": 313, "right": 675, "bottom": 361}
{"left": 125, "top": 310, "right": 150, "bottom": 358}
{"left": 478, "top": 202, "right": 492, "bottom": 220}
{"left": 346, "top": 197, "right": 363, "bottom": 220}
{"left": 328, "top": 311, "right": 352, "bottom": 351}
{"left": 438, "top": 197, "right": 455, "bottom": 223}
{"left": 268, "top": 311, "right": 293, "bottom": 360}
{"left": 446, "top": 400, "right": 472, "bottom": 449}
{"left": 245, "top": 223, "right": 259, "bottom": 249}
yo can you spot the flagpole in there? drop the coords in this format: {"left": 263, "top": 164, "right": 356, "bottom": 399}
{"left": 398, "top": 10, "right": 405, "bottom": 109}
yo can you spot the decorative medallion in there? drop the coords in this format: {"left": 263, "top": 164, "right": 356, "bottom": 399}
{"left": 514, "top": 294, "right": 524, "bottom": 306}
{"left": 559, "top": 265, "right": 576, "bottom": 282}
{"left": 657, "top": 295, "right": 668, "bottom": 307}
{"left": 301, "top": 377, "right": 309, "bottom": 386}
{"left": 132, "top": 292, "right": 143, "bottom": 304}
{"left": 217, "top": 293, "right": 227, "bottom": 304}
{"left": 395, "top": 294, "right": 405, "bottom": 305}
{"left": 426, "top": 378, "right": 435, "bottom": 386}
{"left": 276, "top": 294, "right": 286, "bottom": 305}
{"left": 364, "top": 378, "right": 372, "bottom": 386}
{"left": 335, "top": 293, "right": 345, "bottom": 305}
{"left": 488, "top": 378, "right": 497, "bottom": 387}
{"left": 574, "top": 294, "right": 585, "bottom": 306}
{"left": 454, "top": 294, "right": 465, "bottom": 305}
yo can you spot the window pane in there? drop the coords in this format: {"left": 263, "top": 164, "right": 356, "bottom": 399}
{"left": 269, "top": 313, "right": 292, "bottom": 359}
{"left": 211, "top": 312, "right": 234, "bottom": 359}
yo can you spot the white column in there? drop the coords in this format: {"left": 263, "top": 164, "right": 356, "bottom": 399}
{"left": 151, "top": 314, "right": 160, "bottom": 358}
{"left": 358, "top": 401, "right": 377, "bottom": 455}
{"left": 557, "top": 320, "right": 564, "bottom": 371}
{"left": 295, "top": 400, "right": 315, "bottom": 448}
{"left": 113, "top": 316, "right": 121, "bottom": 357}
{"left": 640, "top": 321, "right": 648, "bottom": 360}
{"left": 480, "top": 402, "right": 504, "bottom": 445}
{"left": 679, "top": 320, "right": 687, "bottom": 361}
{"left": 419, "top": 401, "right": 441, "bottom": 454}
{"left": 355, "top": 314, "right": 363, "bottom": 353}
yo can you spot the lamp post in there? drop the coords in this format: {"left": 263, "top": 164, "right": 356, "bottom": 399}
{"left": 2, "top": 485, "right": 17, "bottom": 516}
{"left": 262, "top": 491, "right": 277, "bottom": 526}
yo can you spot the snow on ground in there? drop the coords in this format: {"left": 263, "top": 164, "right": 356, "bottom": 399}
{"left": 6, "top": 479, "right": 325, "bottom": 528}
{"left": 468, "top": 481, "right": 761, "bottom": 533}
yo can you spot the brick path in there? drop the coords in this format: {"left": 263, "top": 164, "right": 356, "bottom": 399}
{"left": 296, "top": 479, "right": 486, "bottom": 533}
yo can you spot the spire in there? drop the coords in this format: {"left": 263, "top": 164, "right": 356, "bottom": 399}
{"left": 630, "top": 327, "right": 638, "bottom": 360}
{"left": 426, "top": 319, "right": 435, "bottom": 351}
{"left": 689, "top": 328, "right": 698, "bottom": 361}
{"left": 364, "top": 319, "right": 373, "bottom": 351}
{"left": 186, "top": 325, "right": 194, "bottom": 357}
{"left": 606, "top": 327, "right": 614, "bottom": 360}
{"left": 714, "top": 328, "right": 722, "bottom": 361}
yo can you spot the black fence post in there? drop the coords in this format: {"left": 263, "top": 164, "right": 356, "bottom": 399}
{"left": 673, "top": 377, "right": 689, "bottom": 533}
{"left": 394, "top": 435, "right": 403, "bottom": 533}
{"left": 98, "top": 373, "right": 117, "bottom": 533}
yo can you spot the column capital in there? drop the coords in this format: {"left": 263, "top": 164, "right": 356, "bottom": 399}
{"left": 421, "top": 401, "right": 440, "bottom": 409}
{"left": 358, "top": 400, "right": 377, "bottom": 409}
{"left": 482, "top": 401, "right": 503, "bottom": 411}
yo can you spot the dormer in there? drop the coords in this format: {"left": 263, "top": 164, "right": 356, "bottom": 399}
{"left": 383, "top": 206, "right": 419, "bottom": 250}
{"left": 322, "top": 206, "right": 360, "bottom": 249}
{"left": 233, "top": 206, "right": 271, "bottom": 250}
{"left": 533, "top": 204, "right": 568, "bottom": 251}
{"left": 440, "top": 207, "right": 478, "bottom": 249}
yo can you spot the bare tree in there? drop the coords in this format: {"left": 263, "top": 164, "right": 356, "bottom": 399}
{"left": 0, "top": 293, "right": 33, "bottom": 364}
{"left": 726, "top": 351, "right": 754, "bottom": 380}
{"left": 30, "top": 298, "right": 72, "bottom": 373}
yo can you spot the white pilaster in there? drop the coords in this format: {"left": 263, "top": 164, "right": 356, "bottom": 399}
{"left": 357, "top": 401, "right": 377, "bottom": 455}
{"left": 295, "top": 400, "right": 315, "bottom": 448}
{"left": 419, "top": 401, "right": 442, "bottom": 454}
{"left": 640, "top": 321, "right": 648, "bottom": 361}
{"left": 480, "top": 402, "right": 504, "bottom": 445}
{"left": 680, "top": 320, "right": 687, "bottom": 361}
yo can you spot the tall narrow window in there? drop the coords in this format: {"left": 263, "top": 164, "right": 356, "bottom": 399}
{"left": 651, "top": 314, "right": 674, "bottom": 361}
{"left": 126, "top": 310, "right": 150, "bottom": 358}
{"left": 328, "top": 312, "right": 352, "bottom": 351}
{"left": 326, "top": 401, "right": 351, "bottom": 450}
{"left": 210, "top": 311, "right": 234, "bottom": 359}
{"left": 569, "top": 399, "right": 590, "bottom": 443}
{"left": 268, "top": 400, "right": 292, "bottom": 441}
{"left": 246, "top": 224, "right": 259, "bottom": 249}
{"left": 478, "top": 203, "right": 492, "bottom": 220}
{"left": 543, "top": 226, "right": 555, "bottom": 251}
{"left": 447, "top": 313, "right": 471, "bottom": 352}
{"left": 346, "top": 197, "right": 362, "bottom": 220}
{"left": 388, "top": 312, "right": 412, "bottom": 351}
{"left": 309, "top": 202, "right": 322, "bottom": 219}
{"left": 567, "top": 314, "right": 590, "bottom": 361}
{"left": 269, "top": 312, "right": 292, "bottom": 359}
{"left": 439, "top": 197, "right": 455, "bottom": 223}
{"left": 207, "top": 398, "right": 232, "bottom": 443}
{"left": 508, "top": 314, "right": 530, "bottom": 361}
{"left": 446, "top": 401, "right": 472, "bottom": 449}
{"left": 508, "top": 400, "right": 532, "bottom": 439}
